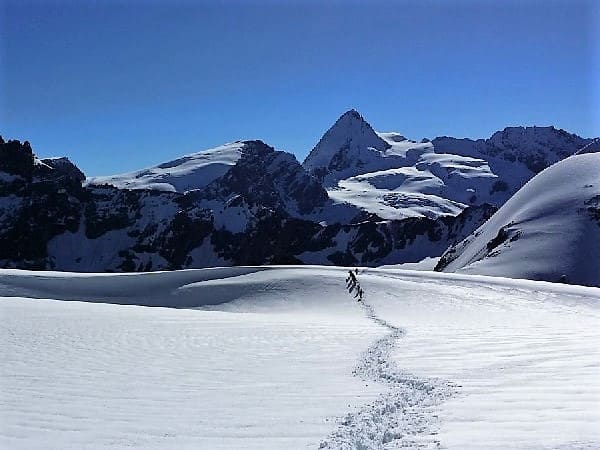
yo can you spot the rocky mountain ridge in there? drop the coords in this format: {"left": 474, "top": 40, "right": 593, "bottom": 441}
{"left": 1, "top": 112, "right": 595, "bottom": 272}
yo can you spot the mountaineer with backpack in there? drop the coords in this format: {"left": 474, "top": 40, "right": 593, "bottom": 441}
{"left": 346, "top": 269, "right": 363, "bottom": 301}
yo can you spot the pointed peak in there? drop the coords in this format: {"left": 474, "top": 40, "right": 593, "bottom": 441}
{"left": 336, "top": 109, "right": 366, "bottom": 124}
{"left": 325, "top": 109, "right": 378, "bottom": 136}
{"left": 340, "top": 108, "right": 361, "bottom": 118}
{"left": 302, "top": 109, "right": 391, "bottom": 182}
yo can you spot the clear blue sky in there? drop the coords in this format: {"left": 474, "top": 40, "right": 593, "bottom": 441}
{"left": 1, "top": 0, "right": 598, "bottom": 176}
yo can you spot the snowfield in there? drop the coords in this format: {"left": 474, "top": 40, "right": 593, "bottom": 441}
{"left": 1, "top": 266, "right": 599, "bottom": 449}
{"left": 86, "top": 142, "right": 245, "bottom": 192}
{"left": 437, "top": 153, "right": 600, "bottom": 287}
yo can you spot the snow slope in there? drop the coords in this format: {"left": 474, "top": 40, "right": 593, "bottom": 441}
{"left": 86, "top": 142, "right": 245, "bottom": 192}
{"left": 326, "top": 146, "right": 500, "bottom": 220}
{"left": 1, "top": 266, "right": 599, "bottom": 449}
{"left": 436, "top": 153, "right": 600, "bottom": 287}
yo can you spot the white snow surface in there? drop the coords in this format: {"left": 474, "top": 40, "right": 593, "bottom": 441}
{"left": 86, "top": 142, "right": 245, "bottom": 192}
{"left": 323, "top": 143, "right": 496, "bottom": 220}
{"left": 438, "top": 153, "right": 600, "bottom": 287}
{"left": 1, "top": 266, "right": 599, "bottom": 449}
{"left": 329, "top": 171, "right": 466, "bottom": 220}
{"left": 379, "top": 256, "right": 441, "bottom": 271}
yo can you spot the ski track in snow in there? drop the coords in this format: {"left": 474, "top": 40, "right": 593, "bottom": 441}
{"left": 2, "top": 267, "right": 599, "bottom": 449}
{"left": 320, "top": 281, "right": 454, "bottom": 449}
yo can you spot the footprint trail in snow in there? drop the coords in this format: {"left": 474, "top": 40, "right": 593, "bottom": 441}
{"left": 320, "top": 277, "right": 454, "bottom": 449}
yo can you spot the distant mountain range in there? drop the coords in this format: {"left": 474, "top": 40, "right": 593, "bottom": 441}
{"left": 1, "top": 111, "right": 597, "bottom": 284}
{"left": 304, "top": 110, "right": 592, "bottom": 219}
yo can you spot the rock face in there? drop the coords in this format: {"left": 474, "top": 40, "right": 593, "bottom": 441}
{"left": 0, "top": 138, "right": 86, "bottom": 268}
{"left": 1, "top": 112, "right": 596, "bottom": 273}
{"left": 298, "top": 203, "right": 497, "bottom": 267}
{"left": 192, "top": 140, "right": 329, "bottom": 217}
{"left": 435, "top": 153, "right": 600, "bottom": 287}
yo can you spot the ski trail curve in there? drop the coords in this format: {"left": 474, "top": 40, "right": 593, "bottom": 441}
{"left": 319, "top": 293, "right": 454, "bottom": 449}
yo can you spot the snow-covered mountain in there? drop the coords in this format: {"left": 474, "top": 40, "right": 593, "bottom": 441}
{"left": 303, "top": 110, "right": 592, "bottom": 220}
{"left": 1, "top": 112, "right": 596, "bottom": 276}
{"left": 303, "top": 109, "right": 403, "bottom": 185}
{"left": 1, "top": 136, "right": 490, "bottom": 271}
{"left": 435, "top": 153, "right": 600, "bottom": 287}
{"left": 87, "top": 140, "right": 332, "bottom": 217}
{"left": 87, "top": 142, "right": 245, "bottom": 192}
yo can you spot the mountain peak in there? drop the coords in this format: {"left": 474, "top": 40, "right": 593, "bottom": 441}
{"left": 302, "top": 110, "right": 390, "bottom": 183}
{"left": 41, "top": 157, "right": 86, "bottom": 182}
{"left": 331, "top": 109, "right": 373, "bottom": 130}
{"left": 338, "top": 108, "right": 362, "bottom": 120}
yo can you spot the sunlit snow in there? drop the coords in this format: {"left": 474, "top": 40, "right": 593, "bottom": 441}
{"left": 1, "top": 267, "right": 598, "bottom": 449}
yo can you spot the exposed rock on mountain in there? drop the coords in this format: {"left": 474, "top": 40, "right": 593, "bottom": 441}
{"left": 0, "top": 138, "right": 86, "bottom": 268}
{"left": 190, "top": 140, "right": 329, "bottom": 217}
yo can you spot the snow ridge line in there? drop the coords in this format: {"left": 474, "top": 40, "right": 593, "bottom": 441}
{"left": 319, "top": 289, "right": 454, "bottom": 449}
